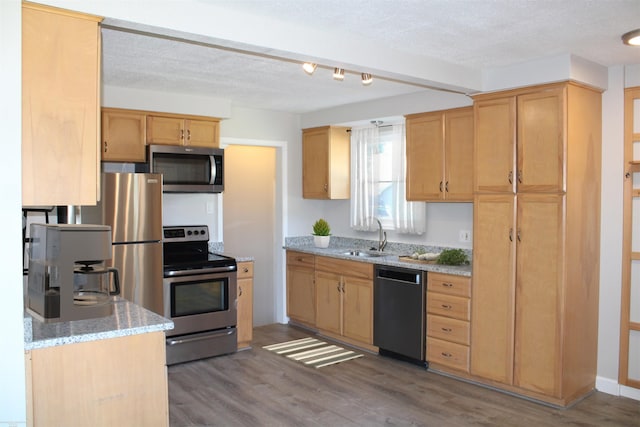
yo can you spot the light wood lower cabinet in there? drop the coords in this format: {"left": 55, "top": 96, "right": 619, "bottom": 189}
{"left": 286, "top": 251, "right": 316, "bottom": 327}
{"left": 25, "top": 332, "right": 169, "bottom": 427}
{"left": 237, "top": 261, "right": 254, "bottom": 349}
{"left": 315, "top": 256, "right": 374, "bottom": 346}
{"left": 426, "top": 272, "right": 472, "bottom": 373}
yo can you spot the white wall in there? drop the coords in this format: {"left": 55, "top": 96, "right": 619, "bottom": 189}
{"left": 0, "top": 0, "right": 26, "bottom": 425}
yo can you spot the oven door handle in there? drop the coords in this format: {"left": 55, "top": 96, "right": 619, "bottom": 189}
{"left": 166, "top": 329, "right": 235, "bottom": 346}
{"left": 165, "top": 265, "right": 237, "bottom": 276}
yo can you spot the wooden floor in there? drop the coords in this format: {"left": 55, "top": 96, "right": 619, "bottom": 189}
{"left": 168, "top": 324, "right": 639, "bottom": 427}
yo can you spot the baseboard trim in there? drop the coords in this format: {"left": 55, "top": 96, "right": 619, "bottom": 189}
{"left": 595, "top": 376, "right": 640, "bottom": 401}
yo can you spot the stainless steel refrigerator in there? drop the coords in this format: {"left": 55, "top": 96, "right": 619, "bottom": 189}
{"left": 82, "top": 173, "right": 164, "bottom": 315}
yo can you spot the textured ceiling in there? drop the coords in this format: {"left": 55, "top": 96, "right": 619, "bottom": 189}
{"left": 101, "top": 0, "right": 640, "bottom": 114}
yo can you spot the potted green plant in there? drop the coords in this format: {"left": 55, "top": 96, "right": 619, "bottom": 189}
{"left": 312, "top": 218, "right": 331, "bottom": 248}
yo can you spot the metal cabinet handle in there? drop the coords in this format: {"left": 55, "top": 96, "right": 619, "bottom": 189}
{"left": 441, "top": 352, "right": 452, "bottom": 358}
{"left": 518, "top": 170, "right": 523, "bottom": 184}
{"left": 439, "top": 181, "right": 443, "bottom": 192}
{"left": 239, "top": 286, "right": 243, "bottom": 297}
{"left": 324, "top": 183, "right": 328, "bottom": 192}
{"left": 509, "top": 228, "right": 513, "bottom": 241}
{"left": 445, "top": 181, "right": 449, "bottom": 193}
{"left": 517, "top": 229, "right": 521, "bottom": 242}
{"left": 441, "top": 327, "right": 452, "bottom": 332}
{"left": 336, "top": 283, "right": 341, "bottom": 292}
{"left": 180, "top": 129, "right": 184, "bottom": 140}
{"left": 187, "top": 129, "right": 191, "bottom": 140}
{"left": 442, "top": 282, "right": 453, "bottom": 288}
{"left": 441, "top": 304, "right": 452, "bottom": 310}
{"left": 243, "top": 267, "right": 249, "bottom": 273}
{"left": 104, "top": 141, "right": 108, "bottom": 152}
{"left": 508, "top": 170, "right": 513, "bottom": 184}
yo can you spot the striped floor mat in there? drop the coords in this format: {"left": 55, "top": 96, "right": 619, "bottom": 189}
{"left": 263, "top": 337, "right": 363, "bottom": 369}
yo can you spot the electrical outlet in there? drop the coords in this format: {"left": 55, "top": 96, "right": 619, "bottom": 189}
{"left": 459, "top": 229, "right": 471, "bottom": 243}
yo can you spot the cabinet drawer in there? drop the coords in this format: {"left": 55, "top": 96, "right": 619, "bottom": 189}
{"left": 427, "top": 314, "right": 470, "bottom": 345}
{"left": 428, "top": 272, "right": 471, "bottom": 298}
{"left": 315, "top": 256, "right": 373, "bottom": 280}
{"left": 427, "top": 292, "right": 470, "bottom": 321}
{"left": 427, "top": 337, "right": 469, "bottom": 372}
{"left": 286, "top": 251, "right": 315, "bottom": 269}
{"left": 237, "top": 262, "right": 253, "bottom": 279}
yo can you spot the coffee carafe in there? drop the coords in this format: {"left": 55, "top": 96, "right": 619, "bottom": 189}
{"left": 27, "top": 223, "right": 120, "bottom": 322}
{"left": 73, "top": 261, "right": 120, "bottom": 306}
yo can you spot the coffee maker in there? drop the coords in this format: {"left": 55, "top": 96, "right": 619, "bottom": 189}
{"left": 27, "top": 223, "right": 120, "bottom": 323}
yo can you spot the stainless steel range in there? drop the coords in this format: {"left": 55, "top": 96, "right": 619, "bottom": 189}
{"left": 162, "top": 225, "right": 237, "bottom": 365}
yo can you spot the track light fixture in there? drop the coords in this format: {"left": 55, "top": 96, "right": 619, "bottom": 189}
{"left": 333, "top": 67, "right": 345, "bottom": 80}
{"left": 361, "top": 73, "right": 373, "bottom": 85}
{"left": 622, "top": 29, "right": 640, "bottom": 46}
{"left": 302, "top": 62, "right": 317, "bottom": 74}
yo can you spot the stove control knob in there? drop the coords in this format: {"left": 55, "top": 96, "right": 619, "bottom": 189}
{"left": 187, "top": 230, "right": 192, "bottom": 235}
{"left": 193, "top": 230, "right": 199, "bottom": 235}
{"left": 200, "top": 229, "right": 206, "bottom": 235}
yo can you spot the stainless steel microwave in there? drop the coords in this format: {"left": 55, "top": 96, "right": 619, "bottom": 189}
{"left": 147, "top": 145, "right": 224, "bottom": 193}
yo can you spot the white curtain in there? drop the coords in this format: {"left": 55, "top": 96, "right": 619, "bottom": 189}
{"left": 350, "top": 124, "right": 426, "bottom": 234}
{"left": 391, "top": 124, "right": 425, "bottom": 234}
{"left": 350, "top": 126, "right": 379, "bottom": 231}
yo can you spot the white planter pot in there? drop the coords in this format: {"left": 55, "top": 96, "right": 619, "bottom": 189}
{"left": 313, "top": 235, "right": 330, "bottom": 248}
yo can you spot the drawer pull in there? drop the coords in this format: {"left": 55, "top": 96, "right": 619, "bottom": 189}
{"left": 442, "top": 282, "right": 453, "bottom": 287}
{"left": 441, "top": 327, "right": 452, "bottom": 332}
{"left": 441, "top": 304, "right": 452, "bottom": 310}
{"left": 239, "top": 286, "right": 243, "bottom": 296}
{"left": 441, "top": 352, "right": 452, "bottom": 358}
{"left": 243, "top": 267, "right": 249, "bottom": 273}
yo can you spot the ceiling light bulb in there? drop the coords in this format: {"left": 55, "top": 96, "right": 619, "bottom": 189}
{"left": 622, "top": 29, "right": 640, "bottom": 46}
{"left": 302, "top": 62, "right": 317, "bottom": 74}
{"left": 361, "top": 73, "right": 373, "bottom": 85}
{"left": 333, "top": 68, "right": 345, "bottom": 80}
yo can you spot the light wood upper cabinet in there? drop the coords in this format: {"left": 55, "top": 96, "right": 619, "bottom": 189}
{"left": 474, "top": 97, "right": 516, "bottom": 193}
{"left": 147, "top": 115, "right": 219, "bottom": 148}
{"left": 286, "top": 251, "right": 316, "bottom": 327}
{"left": 406, "top": 107, "right": 474, "bottom": 201}
{"left": 22, "top": 3, "right": 102, "bottom": 206}
{"left": 237, "top": 261, "right": 254, "bottom": 350}
{"left": 474, "top": 86, "right": 565, "bottom": 194}
{"left": 302, "top": 126, "right": 351, "bottom": 199}
{"left": 101, "top": 108, "right": 146, "bottom": 162}
{"left": 470, "top": 82, "right": 602, "bottom": 406}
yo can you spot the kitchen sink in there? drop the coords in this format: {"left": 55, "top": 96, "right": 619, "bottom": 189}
{"left": 342, "top": 250, "right": 387, "bottom": 258}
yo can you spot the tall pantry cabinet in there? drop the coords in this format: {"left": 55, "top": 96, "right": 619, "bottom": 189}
{"left": 470, "top": 82, "right": 602, "bottom": 406}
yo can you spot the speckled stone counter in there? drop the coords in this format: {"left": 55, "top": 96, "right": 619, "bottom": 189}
{"left": 284, "top": 236, "right": 472, "bottom": 277}
{"left": 25, "top": 298, "right": 174, "bottom": 350}
{"left": 208, "top": 241, "right": 254, "bottom": 263}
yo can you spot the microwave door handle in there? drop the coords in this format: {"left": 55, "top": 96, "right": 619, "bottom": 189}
{"left": 210, "top": 155, "right": 216, "bottom": 184}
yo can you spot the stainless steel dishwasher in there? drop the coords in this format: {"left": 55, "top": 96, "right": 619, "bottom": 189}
{"left": 373, "top": 264, "right": 426, "bottom": 366}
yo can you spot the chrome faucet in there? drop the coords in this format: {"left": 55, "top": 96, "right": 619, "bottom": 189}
{"left": 375, "top": 218, "right": 387, "bottom": 252}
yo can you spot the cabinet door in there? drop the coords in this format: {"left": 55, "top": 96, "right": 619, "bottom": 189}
{"left": 237, "top": 262, "right": 254, "bottom": 349}
{"left": 315, "top": 270, "right": 342, "bottom": 336}
{"left": 102, "top": 109, "right": 146, "bottom": 162}
{"left": 342, "top": 276, "right": 373, "bottom": 344}
{"left": 474, "top": 97, "right": 516, "bottom": 194}
{"left": 444, "top": 108, "right": 474, "bottom": 201}
{"left": 406, "top": 113, "right": 444, "bottom": 201}
{"left": 517, "top": 88, "right": 565, "bottom": 193}
{"left": 286, "top": 265, "right": 316, "bottom": 326}
{"left": 514, "top": 194, "right": 565, "bottom": 397}
{"left": 146, "top": 116, "right": 185, "bottom": 145}
{"left": 22, "top": 4, "right": 101, "bottom": 206}
{"left": 302, "top": 128, "right": 330, "bottom": 199}
{"left": 470, "top": 194, "right": 516, "bottom": 384}
{"left": 186, "top": 119, "right": 219, "bottom": 148}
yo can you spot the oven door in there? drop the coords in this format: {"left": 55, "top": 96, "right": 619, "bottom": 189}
{"left": 163, "top": 270, "right": 237, "bottom": 337}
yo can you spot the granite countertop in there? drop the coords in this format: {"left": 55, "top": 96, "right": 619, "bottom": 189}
{"left": 24, "top": 298, "right": 174, "bottom": 350}
{"left": 284, "top": 236, "right": 472, "bottom": 277}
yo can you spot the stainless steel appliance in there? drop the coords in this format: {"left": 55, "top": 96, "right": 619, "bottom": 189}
{"left": 162, "top": 225, "right": 237, "bottom": 365}
{"left": 27, "top": 223, "right": 120, "bottom": 322}
{"left": 81, "top": 173, "right": 164, "bottom": 314}
{"left": 146, "top": 144, "right": 224, "bottom": 193}
{"left": 373, "top": 265, "right": 427, "bottom": 366}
